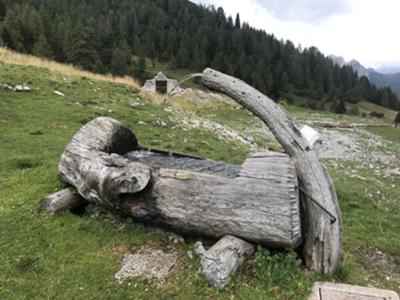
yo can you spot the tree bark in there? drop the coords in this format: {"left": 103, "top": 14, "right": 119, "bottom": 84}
{"left": 42, "top": 188, "right": 87, "bottom": 213}
{"left": 199, "top": 235, "right": 255, "bottom": 289}
{"left": 199, "top": 68, "right": 342, "bottom": 274}
{"left": 57, "top": 117, "right": 302, "bottom": 248}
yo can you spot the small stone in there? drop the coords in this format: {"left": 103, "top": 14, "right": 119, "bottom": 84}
{"left": 0, "top": 83, "right": 13, "bottom": 90}
{"left": 14, "top": 84, "right": 31, "bottom": 92}
{"left": 187, "top": 251, "right": 194, "bottom": 260}
{"left": 138, "top": 121, "right": 146, "bottom": 125}
{"left": 153, "top": 120, "right": 167, "bottom": 127}
{"left": 194, "top": 241, "right": 206, "bottom": 256}
{"left": 129, "top": 101, "right": 140, "bottom": 107}
{"left": 54, "top": 90, "right": 65, "bottom": 97}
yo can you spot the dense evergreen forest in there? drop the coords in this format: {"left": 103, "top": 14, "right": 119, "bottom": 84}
{"left": 0, "top": 0, "right": 399, "bottom": 111}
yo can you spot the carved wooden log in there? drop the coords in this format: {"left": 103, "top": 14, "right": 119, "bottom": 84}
{"left": 58, "top": 117, "right": 301, "bottom": 248}
{"left": 58, "top": 117, "right": 152, "bottom": 210}
{"left": 199, "top": 68, "right": 342, "bottom": 274}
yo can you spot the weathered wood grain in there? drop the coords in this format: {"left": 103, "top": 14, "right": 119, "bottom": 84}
{"left": 42, "top": 188, "right": 86, "bottom": 213}
{"left": 199, "top": 68, "right": 342, "bottom": 274}
{"left": 199, "top": 235, "right": 255, "bottom": 289}
{"left": 57, "top": 117, "right": 302, "bottom": 248}
{"left": 58, "top": 117, "right": 152, "bottom": 210}
{"left": 150, "top": 151, "right": 301, "bottom": 247}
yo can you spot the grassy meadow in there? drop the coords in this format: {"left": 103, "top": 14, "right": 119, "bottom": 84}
{"left": 1, "top": 50, "right": 399, "bottom": 299}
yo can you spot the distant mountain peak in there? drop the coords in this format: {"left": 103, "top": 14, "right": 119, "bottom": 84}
{"left": 329, "top": 55, "right": 400, "bottom": 96}
{"left": 328, "top": 55, "right": 346, "bottom": 67}
{"left": 329, "top": 56, "right": 374, "bottom": 78}
{"left": 348, "top": 59, "right": 373, "bottom": 78}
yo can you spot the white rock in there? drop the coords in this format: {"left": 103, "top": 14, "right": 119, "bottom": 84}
{"left": 194, "top": 241, "right": 206, "bottom": 256}
{"left": 199, "top": 235, "right": 255, "bottom": 289}
{"left": 129, "top": 101, "right": 140, "bottom": 107}
{"left": 14, "top": 84, "right": 31, "bottom": 92}
{"left": 54, "top": 90, "right": 65, "bottom": 97}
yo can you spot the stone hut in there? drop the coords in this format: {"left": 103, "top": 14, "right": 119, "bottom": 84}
{"left": 142, "top": 72, "right": 182, "bottom": 94}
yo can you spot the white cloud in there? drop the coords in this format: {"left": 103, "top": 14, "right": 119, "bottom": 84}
{"left": 191, "top": 0, "right": 400, "bottom": 68}
{"left": 256, "top": 0, "right": 351, "bottom": 23}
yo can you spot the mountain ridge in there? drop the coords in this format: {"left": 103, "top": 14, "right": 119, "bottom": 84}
{"left": 0, "top": 0, "right": 399, "bottom": 110}
{"left": 329, "top": 55, "right": 400, "bottom": 97}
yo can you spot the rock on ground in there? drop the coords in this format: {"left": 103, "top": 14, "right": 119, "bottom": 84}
{"left": 198, "top": 235, "right": 255, "bottom": 289}
{"left": 115, "top": 247, "right": 177, "bottom": 284}
{"left": 1, "top": 83, "right": 31, "bottom": 92}
{"left": 385, "top": 168, "right": 400, "bottom": 177}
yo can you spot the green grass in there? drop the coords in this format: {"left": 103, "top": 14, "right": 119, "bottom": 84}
{"left": 1, "top": 61, "right": 399, "bottom": 299}
{"left": 0, "top": 63, "right": 313, "bottom": 299}
{"left": 367, "top": 126, "right": 400, "bottom": 144}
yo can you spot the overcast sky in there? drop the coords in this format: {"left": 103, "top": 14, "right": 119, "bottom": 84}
{"left": 191, "top": 0, "right": 400, "bottom": 69}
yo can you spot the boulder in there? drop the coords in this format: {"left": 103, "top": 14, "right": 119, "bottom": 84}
{"left": 198, "top": 235, "right": 255, "bottom": 289}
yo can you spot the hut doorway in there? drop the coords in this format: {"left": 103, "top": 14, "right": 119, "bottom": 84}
{"left": 156, "top": 80, "right": 168, "bottom": 94}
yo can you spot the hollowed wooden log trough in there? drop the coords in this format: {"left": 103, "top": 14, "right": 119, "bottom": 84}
{"left": 56, "top": 68, "right": 342, "bottom": 274}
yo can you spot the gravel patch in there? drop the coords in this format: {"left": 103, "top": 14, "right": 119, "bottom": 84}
{"left": 115, "top": 247, "right": 178, "bottom": 284}
{"left": 315, "top": 128, "right": 397, "bottom": 165}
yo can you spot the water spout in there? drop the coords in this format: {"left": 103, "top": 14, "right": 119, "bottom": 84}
{"left": 167, "top": 73, "right": 203, "bottom": 98}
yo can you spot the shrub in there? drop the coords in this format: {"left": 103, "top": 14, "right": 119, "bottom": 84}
{"left": 395, "top": 111, "right": 400, "bottom": 124}
{"left": 369, "top": 111, "right": 385, "bottom": 119}
{"left": 348, "top": 106, "right": 360, "bottom": 116}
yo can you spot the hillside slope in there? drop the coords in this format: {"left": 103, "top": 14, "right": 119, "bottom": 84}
{"left": 1, "top": 51, "right": 400, "bottom": 299}
{"left": 1, "top": 0, "right": 398, "bottom": 110}
{"left": 370, "top": 71, "right": 400, "bottom": 96}
{"left": 330, "top": 55, "right": 400, "bottom": 98}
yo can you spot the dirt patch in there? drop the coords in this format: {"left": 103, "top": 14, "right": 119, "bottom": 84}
{"left": 115, "top": 247, "right": 178, "bottom": 284}
{"left": 363, "top": 248, "right": 398, "bottom": 278}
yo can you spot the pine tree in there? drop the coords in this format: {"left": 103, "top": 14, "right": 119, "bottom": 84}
{"left": 176, "top": 45, "right": 190, "bottom": 68}
{"left": 33, "top": 34, "right": 53, "bottom": 58}
{"left": 135, "top": 56, "right": 146, "bottom": 82}
{"left": 395, "top": 111, "right": 400, "bottom": 126}
{"left": 335, "top": 99, "right": 347, "bottom": 114}
{"left": 1, "top": 25, "right": 13, "bottom": 48}
{"left": 110, "top": 48, "right": 128, "bottom": 76}
{"left": 0, "top": 0, "right": 6, "bottom": 20}
{"left": 0, "top": 0, "right": 391, "bottom": 111}
{"left": 235, "top": 13, "right": 241, "bottom": 28}
{"left": 380, "top": 87, "right": 391, "bottom": 108}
